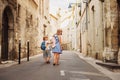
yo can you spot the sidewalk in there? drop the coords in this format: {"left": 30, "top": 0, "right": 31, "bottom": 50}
{"left": 0, "top": 54, "right": 42, "bottom": 69}
{"left": 0, "top": 60, "right": 17, "bottom": 68}
{"left": 74, "top": 51, "right": 120, "bottom": 80}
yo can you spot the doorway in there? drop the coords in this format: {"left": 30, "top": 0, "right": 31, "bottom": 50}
{"left": 117, "top": 1, "right": 120, "bottom": 49}
{"left": 1, "top": 6, "right": 14, "bottom": 61}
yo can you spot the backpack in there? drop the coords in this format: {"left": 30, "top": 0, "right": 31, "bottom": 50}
{"left": 41, "top": 41, "right": 46, "bottom": 50}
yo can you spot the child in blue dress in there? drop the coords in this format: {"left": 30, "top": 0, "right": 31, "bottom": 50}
{"left": 52, "top": 29, "right": 62, "bottom": 66}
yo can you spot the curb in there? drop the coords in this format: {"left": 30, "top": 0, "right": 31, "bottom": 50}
{"left": 0, "top": 54, "right": 43, "bottom": 69}
{"left": 74, "top": 51, "right": 120, "bottom": 80}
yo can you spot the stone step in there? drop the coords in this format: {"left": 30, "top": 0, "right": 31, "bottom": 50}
{"left": 105, "top": 59, "right": 117, "bottom": 63}
{"left": 96, "top": 62, "right": 120, "bottom": 69}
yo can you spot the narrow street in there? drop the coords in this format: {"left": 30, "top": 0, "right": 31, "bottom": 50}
{"left": 0, "top": 51, "right": 111, "bottom": 80}
{"left": 0, "top": 0, "right": 120, "bottom": 80}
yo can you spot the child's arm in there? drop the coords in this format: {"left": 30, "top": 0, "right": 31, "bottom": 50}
{"left": 51, "top": 37, "right": 56, "bottom": 48}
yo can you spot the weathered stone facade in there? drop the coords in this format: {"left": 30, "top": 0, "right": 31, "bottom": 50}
{"left": 79, "top": 0, "right": 120, "bottom": 64}
{"left": 103, "top": 0, "right": 119, "bottom": 62}
{"left": 0, "top": 0, "right": 50, "bottom": 61}
{"left": 40, "top": 0, "right": 51, "bottom": 37}
{"left": 49, "top": 14, "right": 58, "bottom": 35}
{"left": 0, "top": 0, "right": 18, "bottom": 61}
{"left": 88, "top": 0, "right": 104, "bottom": 59}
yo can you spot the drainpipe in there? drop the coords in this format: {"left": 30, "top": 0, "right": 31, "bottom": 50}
{"left": 83, "top": 0, "right": 88, "bottom": 56}
{"left": 101, "top": 0, "right": 106, "bottom": 61}
{"left": 101, "top": 0, "right": 105, "bottom": 48}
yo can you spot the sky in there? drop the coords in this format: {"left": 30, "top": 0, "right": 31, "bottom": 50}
{"left": 49, "top": 0, "right": 78, "bottom": 28}
{"left": 49, "top": 0, "right": 76, "bottom": 14}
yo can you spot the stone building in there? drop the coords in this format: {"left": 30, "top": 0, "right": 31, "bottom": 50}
{"left": 39, "top": 0, "right": 50, "bottom": 37}
{"left": 60, "top": 11, "right": 73, "bottom": 50}
{"left": 78, "top": 0, "right": 120, "bottom": 64}
{"left": 65, "top": 3, "right": 81, "bottom": 50}
{"left": 49, "top": 14, "right": 58, "bottom": 36}
{"left": 81, "top": 0, "right": 104, "bottom": 59}
{"left": 0, "top": 0, "right": 50, "bottom": 62}
{"left": 103, "top": 0, "right": 120, "bottom": 64}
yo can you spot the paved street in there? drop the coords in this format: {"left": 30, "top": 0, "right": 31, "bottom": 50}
{"left": 0, "top": 51, "right": 111, "bottom": 80}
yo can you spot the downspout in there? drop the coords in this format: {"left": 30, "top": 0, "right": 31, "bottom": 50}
{"left": 99, "top": 0, "right": 105, "bottom": 48}
{"left": 101, "top": 0, "right": 105, "bottom": 50}
{"left": 100, "top": 0, "right": 105, "bottom": 61}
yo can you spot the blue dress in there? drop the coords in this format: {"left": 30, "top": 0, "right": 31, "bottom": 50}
{"left": 52, "top": 35, "right": 62, "bottom": 54}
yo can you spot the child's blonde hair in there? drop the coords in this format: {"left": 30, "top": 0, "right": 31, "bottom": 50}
{"left": 57, "top": 29, "right": 62, "bottom": 35}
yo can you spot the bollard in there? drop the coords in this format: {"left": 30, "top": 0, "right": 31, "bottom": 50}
{"left": 18, "top": 40, "right": 21, "bottom": 64}
{"left": 27, "top": 40, "right": 29, "bottom": 61}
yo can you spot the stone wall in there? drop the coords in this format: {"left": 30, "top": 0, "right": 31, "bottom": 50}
{"left": 102, "top": 0, "right": 119, "bottom": 62}
{"left": 0, "top": 0, "right": 17, "bottom": 60}
{"left": 0, "top": 0, "right": 48, "bottom": 61}
{"left": 118, "top": 49, "right": 120, "bottom": 64}
{"left": 87, "top": 0, "right": 104, "bottom": 59}
{"left": 79, "top": 0, "right": 120, "bottom": 61}
{"left": 79, "top": 0, "right": 104, "bottom": 58}
{"left": 15, "top": 0, "right": 42, "bottom": 57}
